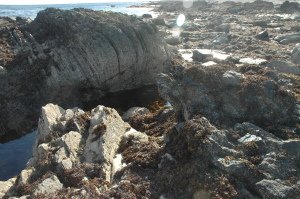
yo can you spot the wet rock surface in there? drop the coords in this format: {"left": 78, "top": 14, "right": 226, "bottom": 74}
{"left": 0, "top": 8, "right": 170, "bottom": 141}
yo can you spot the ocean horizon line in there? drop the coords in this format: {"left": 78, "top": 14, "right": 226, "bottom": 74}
{"left": 0, "top": 0, "right": 156, "bottom": 6}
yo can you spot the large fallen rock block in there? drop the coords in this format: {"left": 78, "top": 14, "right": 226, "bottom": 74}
{"left": 157, "top": 62, "right": 299, "bottom": 127}
{"left": 28, "top": 8, "right": 170, "bottom": 93}
{"left": 0, "top": 8, "right": 171, "bottom": 140}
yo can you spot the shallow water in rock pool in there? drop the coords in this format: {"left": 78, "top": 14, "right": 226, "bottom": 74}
{"left": 0, "top": 131, "right": 36, "bottom": 181}
{"left": 0, "top": 86, "right": 161, "bottom": 181}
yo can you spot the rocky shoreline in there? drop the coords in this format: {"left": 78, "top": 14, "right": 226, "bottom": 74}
{"left": 1, "top": 0, "right": 300, "bottom": 198}
{"left": 0, "top": 8, "right": 171, "bottom": 142}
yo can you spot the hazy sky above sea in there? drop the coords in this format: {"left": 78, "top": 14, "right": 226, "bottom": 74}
{"left": 0, "top": 0, "right": 144, "bottom": 5}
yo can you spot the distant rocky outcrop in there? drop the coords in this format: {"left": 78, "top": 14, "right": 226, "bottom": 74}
{"left": 0, "top": 8, "right": 171, "bottom": 141}
{"left": 279, "top": 1, "right": 300, "bottom": 13}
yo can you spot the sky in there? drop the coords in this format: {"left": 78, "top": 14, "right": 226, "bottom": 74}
{"left": 0, "top": 0, "right": 142, "bottom": 5}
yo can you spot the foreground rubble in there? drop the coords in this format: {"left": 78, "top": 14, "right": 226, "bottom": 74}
{"left": 1, "top": 68, "right": 299, "bottom": 198}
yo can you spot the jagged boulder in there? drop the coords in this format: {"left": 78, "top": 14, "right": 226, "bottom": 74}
{"left": 83, "top": 105, "right": 131, "bottom": 181}
{"left": 255, "top": 30, "right": 269, "bottom": 41}
{"left": 0, "top": 103, "right": 148, "bottom": 198}
{"left": 0, "top": 8, "right": 171, "bottom": 141}
{"left": 0, "top": 178, "right": 16, "bottom": 198}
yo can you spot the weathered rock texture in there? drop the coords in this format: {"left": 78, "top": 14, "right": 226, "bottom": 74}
{"left": 0, "top": 8, "right": 170, "bottom": 141}
{"left": 156, "top": 116, "right": 300, "bottom": 198}
{"left": 292, "top": 44, "right": 300, "bottom": 65}
{"left": 28, "top": 8, "right": 169, "bottom": 93}
{"left": 279, "top": 1, "right": 300, "bottom": 13}
{"left": 1, "top": 102, "right": 299, "bottom": 199}
{"left": 157, "top": 61, "right": 299, "bottom": 129}
{"left": 0, "top": 103, "right": 149, "bottom": 198}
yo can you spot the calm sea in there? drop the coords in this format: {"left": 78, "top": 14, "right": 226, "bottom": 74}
{"left": 0, "top": 2, "right": 151, "bottom": 19}
{"left": 0, "top": 131, "right": 36, "bottom": 181}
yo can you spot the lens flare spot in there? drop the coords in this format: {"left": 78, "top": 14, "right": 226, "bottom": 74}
{"left": 176, "top": 14, "right": 185, "bottom": 27}
{"left": 183, "top": 0, "right": 193, "bottom": 9}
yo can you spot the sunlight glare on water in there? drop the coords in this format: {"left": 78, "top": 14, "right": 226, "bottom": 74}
{"left": 176, "top": 14, "right": 185, "bottom": 27}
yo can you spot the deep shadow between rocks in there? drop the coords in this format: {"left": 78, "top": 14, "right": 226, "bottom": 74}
{"left": 0, "top": 85, "right": 161, "bottom": 143}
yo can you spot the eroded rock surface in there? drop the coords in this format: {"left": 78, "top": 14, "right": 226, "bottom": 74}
{"left": 0, "top": 8, "right": 170, "bottom": 141}
{"left": 0, "top": 86, "right": 299, "bottom": 198}
{"left": 0, "top": 103, "right": 150, "bottom": 198}
{"left": 292, "top": 44, "right": 300, "bottom": 65}
{"left": 157, "top": 61, "right": 299, "bottom": 129}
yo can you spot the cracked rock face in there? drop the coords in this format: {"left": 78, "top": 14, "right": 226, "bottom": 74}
{"left": 0, "top": 8, "right": 171, "bottom": 140}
